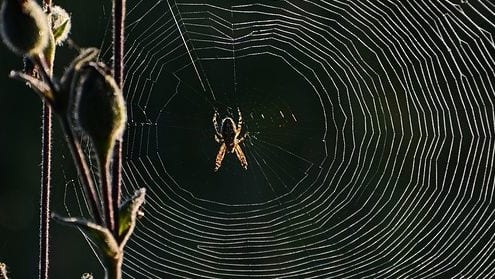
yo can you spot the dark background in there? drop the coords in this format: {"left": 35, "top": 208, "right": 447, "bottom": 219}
{"left": 2, "top": 1, "right": 495, "bottom": 278}
{"left": 0, "top": 0, "right": 107, "bottom": 277}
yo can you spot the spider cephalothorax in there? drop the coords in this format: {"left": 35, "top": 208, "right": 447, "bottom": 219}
{"left": 213, "top": 108, "right": 248, "bottom": 171}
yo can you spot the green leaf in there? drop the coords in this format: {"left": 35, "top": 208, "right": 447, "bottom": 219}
{"left": 50, "top": 5, "right": 71, "bottom": 45}
{"left": 118, "top": 188, "right": 146, "bottom": 247}
{"left": 43, "top": 31, "right": 55, "bottom": 72}
{"left": 52, "top": 18, "right": 69, "bottom": 42}
{"left": 51, "top": 213, "right": 119, "bottom": 259}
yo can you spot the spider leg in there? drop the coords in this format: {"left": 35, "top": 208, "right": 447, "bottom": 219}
{"left": 213, "top": 110, "right": 219, "bottom": 130}
{"left": 237, "top": 107, "right": 243, "bottom": 131}
{"left": 234, "top": 144, "right": 248, "bottom": 170}
{"left": 236, "top": 132, "right": 249, "bottom": 144}
{"left": 215, "top": 134, "right": 223, "bottom": 143}
{"left": 214, "top": 143, "right": 227, "bottom": 172}
{"left": 213, "top": 110, "right": 222, "bottom": 139}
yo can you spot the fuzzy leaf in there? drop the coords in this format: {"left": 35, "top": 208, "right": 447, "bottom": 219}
{"left": 118, "top": 188, "right": 146, "bottom": 247}
{"left": 51, "top": 214, "right": 119, "bottom": 258}
{"left": 50, "top": 5, "right": 71, "bottom": 45}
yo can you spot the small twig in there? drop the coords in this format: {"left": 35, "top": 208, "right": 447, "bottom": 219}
{"left": 9, "top": 70, "right": 54, "bottom": 103}
{"left": 112, "top": 0, "right": 126, "bottom": 237}
{"left": 31, "top": 54, "right": 58, "bottom": 94}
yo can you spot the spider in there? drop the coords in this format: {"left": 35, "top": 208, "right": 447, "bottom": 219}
{"left": 213, "top": 108, "right": 248, "bottom": 171}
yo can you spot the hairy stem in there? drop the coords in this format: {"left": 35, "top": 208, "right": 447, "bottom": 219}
{"left": 111, "top": 140, "right": 122, "bottom": 235}
{"left": 112, "top": 0, "right": 126, "bottom": 238}
{"left": 39, "top": 1, "right": 53, "bottom": 276}
{"left": 39, "top": 102, "right": 51, "bottom": 279}
{"left": 61, "top": 120, "right": 103, "bottom": 225}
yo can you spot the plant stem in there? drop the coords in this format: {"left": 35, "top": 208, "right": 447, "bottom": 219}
{"left": 111, "top": 141, "right": 122, "bottom": 235}
{"left": 39, "top": 1, "right": 52, "bottom": 277}
{"left": 100, "top": 155, "right": 114, "bottom": 233}
{"left": 105, "top": 254, "right": 123, "bottom": 279}
{"left": 61, "top": 120, "right": 103, "bottom": 225}
{"left": 39, "top": 102, "right": 51, "bottom": 279}
{"left": 112, "top": 0, "right": 126, "bottom": 237}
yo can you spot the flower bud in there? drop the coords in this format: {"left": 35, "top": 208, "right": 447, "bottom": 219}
{"left": 0, "top": 0, "right": 49, "bottom": 56}
{"left": 50, "top": 5, "right": 70, "bottom": 45}
{"left": 74, "top": 62, "right": 127, "bottom": 164}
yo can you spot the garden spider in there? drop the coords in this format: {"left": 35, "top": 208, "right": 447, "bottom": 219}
{"left": 213, "top": 108, "right": 248, "bottom": 171}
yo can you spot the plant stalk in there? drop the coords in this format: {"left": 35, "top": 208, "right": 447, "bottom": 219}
{"left": 39, "top": 101, "right": 51, "bottom": 279}
{"left": 105, "top": 254, "right": 123, "bottom": 279}
{"left": 39, "top": 1, "right": 52, "bottom": 277}
{"left": 112, "top": 0, "right": 126, "bottom": 238}
{"left": 100, "top": 155, "right": 114, "bottom": 233}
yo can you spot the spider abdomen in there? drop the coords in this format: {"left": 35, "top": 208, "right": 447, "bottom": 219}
{"left": 221, "top": 118, "right": 236, "bottom": 148}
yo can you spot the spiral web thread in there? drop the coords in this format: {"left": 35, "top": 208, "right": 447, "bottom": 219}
{"left": 64, "top": 0, "right": 495, "bottom": 278}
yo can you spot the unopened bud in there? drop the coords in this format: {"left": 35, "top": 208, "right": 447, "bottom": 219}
{"left": 50, "top": 5, "right": 70, "bottom": 45}
{"left": 0, "top": 0, "right": 49, "bottom": 56}
{"left": 74, "top": 62, "right": 127, "bottom": 163}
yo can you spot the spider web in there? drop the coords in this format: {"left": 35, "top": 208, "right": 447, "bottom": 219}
{"left": 63, "top": 0, "right": 495, "bottom": 277}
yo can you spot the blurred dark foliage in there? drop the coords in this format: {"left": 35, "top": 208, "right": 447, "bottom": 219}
{"left": 0, "top": 0, "right": 110, "bottom": 277}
